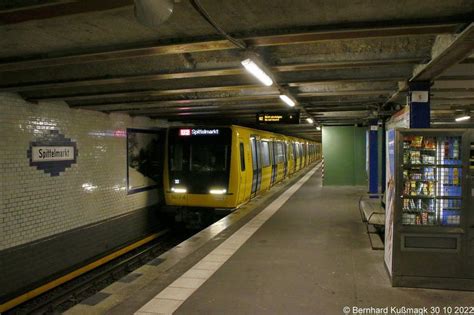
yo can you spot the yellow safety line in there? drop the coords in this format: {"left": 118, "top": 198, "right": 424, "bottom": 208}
{"left": 0, "top": 232, "right": 164, "bottom": 313}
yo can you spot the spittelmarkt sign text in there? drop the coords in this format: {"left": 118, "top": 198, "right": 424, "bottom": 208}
{"left": 31, "top": 146, "right": 75, "bottom": 162}
{"left": 27, "top": 130, "right": 78, "bottom": 176}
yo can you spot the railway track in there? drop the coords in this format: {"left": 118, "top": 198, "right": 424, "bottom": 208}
{"left": 5, "top": 228, "right": 195, "bottom": 314}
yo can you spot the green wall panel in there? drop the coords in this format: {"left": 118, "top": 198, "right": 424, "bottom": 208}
{"left": 353, "top": 127, "right": 367, "bottom": 185}
{"left": 322, "top": 126, "right": 367, "bottom": 186}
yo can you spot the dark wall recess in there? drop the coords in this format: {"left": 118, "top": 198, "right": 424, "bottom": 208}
{"left": 0, "top": 205, "right": 163, "bottom": 303}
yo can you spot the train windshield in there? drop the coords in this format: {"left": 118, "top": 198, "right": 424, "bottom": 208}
{"left": 168, "top": 128, "right": 232, "bottom": 194}
{"left": 191, "top": 144, "right": 228, "bottom": 172}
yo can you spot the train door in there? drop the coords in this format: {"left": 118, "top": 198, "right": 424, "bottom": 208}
{"left": 283, "top": 142, "right": 288, "bottom": 177}
{"left": 237, "top": 141, "right": 247, "bottom": 203}
{"left": 292, "top": 142, "right": 297, "bottom": 172}
{"left": 250, "top": 136, "right": 262, "bottom": 198}
{"left": 300, "top": 143, "right": 304, "bottom": 168}
{"left": 302, "top": 143, "right": 307, "bottom": 167}
{"left": 300, "top": 144, "right": 304, "bottom": 167}
{"left": 270, "top": 141, "right": 277, "bottom": 186}
{"left": 308, "top": 144, "right": 312, "bottom": 163}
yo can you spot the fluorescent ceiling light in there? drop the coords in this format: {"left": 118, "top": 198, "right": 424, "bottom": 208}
{"left": 171, "top": 187, "right": 187, "bottom": 193}
{"left": 455, "top": 115, "right": 470, "bottom": 122}
{"left": 279, "top": 94, "right": 296, "bottom": 107}
{"left": 241, "top": 59, "right": 273, "bottom": 86}
{"left": 210, "top": 189, "right": 227, "bottom": 195}
{"left": 316, "top": 126, "right": 321, "bottom": 131}
{"left": 306, "top": 118, "right": 314, "bottom": 124}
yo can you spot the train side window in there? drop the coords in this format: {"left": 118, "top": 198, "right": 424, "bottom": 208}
{"left": 250, "top": 137, "right": 257, "bottom": 170}
{"left": 239, "top": 142, "right": 246, "bottom": 171}
{"left": 275, "top": 142, "right": 284, "bottom": 163}
{"left": 261, "top": 141, "right": 271, "bottom": 167}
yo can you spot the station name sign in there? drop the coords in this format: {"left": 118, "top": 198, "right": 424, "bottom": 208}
{"left": 179, "top": 128, "right": 220, "bottom": 136}
{"left": 257, "top": 111, "right": 300, "bottom": 124}
{"left": 31, "top": 146, "right": 75, "bottom": 162}
{"left": 27, "top": 130, "right": 78, "bottom": 176}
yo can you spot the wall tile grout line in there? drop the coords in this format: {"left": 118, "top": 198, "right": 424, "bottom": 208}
{"left": 135, "top": 162, "right": 322, "bottom": 315}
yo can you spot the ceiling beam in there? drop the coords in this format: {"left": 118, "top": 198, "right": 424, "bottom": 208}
{"left": 0, "top": 0, "right": 132, "bottom": 25}
{"left": 431, "top": 99, "right": 474, "bottom": 106}
{"left": 305, "top": 102, "right": 377, "bottom": 108}
{"left": 71, "top": 89, "right": 393, "bottom": 111}
{"left": 29, "top": 84, "right": 268, "bottom": 102}
{"left": 382, "top": 23, "right": 474, "bottom": 107}
{"left": 432, "top": 96, "right": 474, "bottom": 101}
{"left": 73, "top": 95, "right": 281, "bottom": 110}
{"left": 111, "top": 103, "right": 286, "bottom": 115}
{"left": 131, "top": 109, "right": 279, "bottom": 117}
{"left": 3, "top": 58, "right": 419, "bottom": 93}
{"left": 412, "top": 23, "right": 474, "bottom": 81}
{"left": 26, "top": 75, "right": 404, "bottom": 102}
{"left": 147, "top": 111, "right": 260, "bottom": 118}
{"left": 82, "top": 100, "right": 376, "bottom": 114}
{"left": 1, "top": 69, "right": 242, "bottom": 93}
{"left": 307, "top": 106, "right": 372, "bottom": 112}
{"left": 75, "top": 99, "right": 385, "bottom": 113}
{"left": 298, "top": 90, "right": 392, "bottom": 98}
{"left": 0, "top": 23, "right": 459, "bottom": 72}
{"left": 431, "top": 87, "right": 474, "bottom": 93}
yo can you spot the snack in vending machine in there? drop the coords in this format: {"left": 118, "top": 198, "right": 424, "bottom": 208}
{"left": 428, "top": 213, "right": 435, "bottom": 225}
{"left": 423, "top": 137, "right": 436, "bottom": 149}
{"left": 453, "top": 138, "right": 459, "bottom": 159}
{"left": 410, "top": 151, "right": 421, "bottom": 164}
{"left": 411, "top": 136, "right": 423, "bottom": 148}
{"left": 422, "top": 212, "right": 428, "bottom": 225}
{"left": 453, "top": 168, "right": 459, "bottom": 185}
{"left": 444, "top": 140, "right": 449, "bottom": 159}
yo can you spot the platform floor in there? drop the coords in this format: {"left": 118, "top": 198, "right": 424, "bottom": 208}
{"left": 67, "top": 164, "right": 474, "bottom": 315}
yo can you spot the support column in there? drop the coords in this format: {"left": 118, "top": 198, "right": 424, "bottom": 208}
{"left": 381, "top": 120, "right": 386, "bottom": 193}
{"left": 409, "top": 81, "right": 431, "bottom": 128}
{"left": 368, "top": 122, "right": 379, "bottom": 194}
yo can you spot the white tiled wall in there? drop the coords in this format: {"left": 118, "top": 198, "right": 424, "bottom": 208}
{"left": 0, "top": 93, "right": 171, "bottom": 250}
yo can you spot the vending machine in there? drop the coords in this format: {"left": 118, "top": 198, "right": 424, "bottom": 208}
{"left": 384, "top": 128, "right": 474, "bottom": 290}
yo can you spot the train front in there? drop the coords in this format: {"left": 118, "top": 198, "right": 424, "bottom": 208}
{"left": 164, "top": 127, "right": 236, "bottom": 209}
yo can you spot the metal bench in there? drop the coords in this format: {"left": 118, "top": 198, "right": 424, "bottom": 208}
{"left": 359, "top": 193, "right": 385, "bottom": 250}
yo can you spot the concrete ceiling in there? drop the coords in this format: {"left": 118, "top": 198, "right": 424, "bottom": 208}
{"left": 1, "top": 0, "right": 473, "bottom": 140}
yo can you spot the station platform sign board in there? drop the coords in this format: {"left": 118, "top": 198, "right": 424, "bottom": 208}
{"left": 256, "top": 111, "right": 300, "bottom": 124}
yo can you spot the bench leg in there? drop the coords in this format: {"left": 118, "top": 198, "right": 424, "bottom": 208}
{"left": 366, "top": 223, "right": 384, "bottom": 250}
{"left": 358, "top": 196, "right": 367, "bottom": 222}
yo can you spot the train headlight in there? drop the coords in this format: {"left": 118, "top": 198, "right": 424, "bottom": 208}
{"left": 171, "top": 187, "right": 187, "bottom": 193}
{"left": 209, "top": 188, "right": 227, "bottom": 195}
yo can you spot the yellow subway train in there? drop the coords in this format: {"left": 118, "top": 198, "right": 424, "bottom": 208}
{"left": 164, "top": 125, "right": 321, "bottom": 209}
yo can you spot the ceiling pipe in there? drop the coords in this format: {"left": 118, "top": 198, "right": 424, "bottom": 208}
{"left": 188, "top": 0, "right": 317, "bottom": 126}
{"left": 189, "top": 0, "right": 247, "bottom": 50}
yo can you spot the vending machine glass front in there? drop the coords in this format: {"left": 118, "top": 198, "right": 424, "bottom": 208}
{"left": 401, "top": 135, "right": 463, "bottom": 227}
